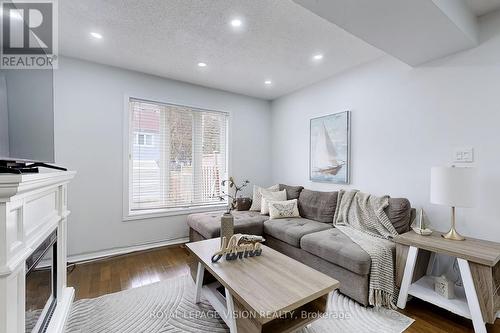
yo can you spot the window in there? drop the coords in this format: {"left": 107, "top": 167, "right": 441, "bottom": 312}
{"left": 127, "top": 98, "right": 229, "bottom": 215}
{"left": 135, "top": 133, "right": 154, "bottom": 146}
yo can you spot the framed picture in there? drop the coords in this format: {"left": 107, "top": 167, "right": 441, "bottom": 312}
{"left": 310, "top": 111, "right": 350, "bottom": 184}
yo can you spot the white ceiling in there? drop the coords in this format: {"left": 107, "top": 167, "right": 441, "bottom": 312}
{"left": 294, "top": 0, "right": 480, "bottom": 66}
{"left": 465, "top": 0, "right": 500, "bottom": 16}
{"left": 59, "top": 0, "right": 383, "bottom": 100}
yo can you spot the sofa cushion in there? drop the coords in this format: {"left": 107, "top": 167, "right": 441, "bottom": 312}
{"left": 268, "top": 199, "right": 300, "bottom": 220}
{"left": 249, "top": 184, "right": 279, "bottom": 211}
{"left": 263, "top": 218, "right": 332, "bottom": 248}
{"left": 279, "top": 184, "right": 304, "bottom": 200}
{"left": 300, "top": 229, "right": 371, "bottom": 275}
{"left": 298, "top": 189, "right": 338, "bottom": 223}
{"left": 386, "top": 198, "right": 412, "bottom": 234}
{"left": 261, "top": 189, "right": 287, "bottom": 215}
{"left": 187, "top": 210, "right": 267, "bottom": 239}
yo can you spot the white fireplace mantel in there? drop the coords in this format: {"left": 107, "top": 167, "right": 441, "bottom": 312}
{"left": 0, "top": 171, "right": 76, "bottom": 333}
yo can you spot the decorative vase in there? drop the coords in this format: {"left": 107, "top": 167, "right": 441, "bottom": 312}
{"left": 220, "top": 213, "right": 234, "bottom": 246}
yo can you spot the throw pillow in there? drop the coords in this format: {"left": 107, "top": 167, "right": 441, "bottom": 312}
{"left": 298, "top": 189, "right": 338, "bottom": 223}
{"left": 279, "top": 184, "right": 304, "bottom": 200}
{"left": 249, "top": 184, "right": 279, "bottom": 211}
{"left": 260, "top": 189, "right": 287, "bottom": 215}
{"left": 268, "top": 199, "right": 300, "bottom": 219}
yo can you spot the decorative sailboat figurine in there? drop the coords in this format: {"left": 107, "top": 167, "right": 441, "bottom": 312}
{"left": 314, "top": 123, "right": 344, "bottom": 175}
{"left": 412, "top": 208, "right": 433, "bottom": 236}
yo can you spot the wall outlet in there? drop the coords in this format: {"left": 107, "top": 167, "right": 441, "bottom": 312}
{"left": 453, "top": 147, "right": 474, "bottom": 163}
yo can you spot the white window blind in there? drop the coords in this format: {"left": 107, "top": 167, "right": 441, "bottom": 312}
{"left": 129, "top": 98, "right": 228, "bottom": 212}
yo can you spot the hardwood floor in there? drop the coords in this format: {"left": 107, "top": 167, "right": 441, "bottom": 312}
{"left": 67, "top": 245, "right": 500, "bottom": 332}
{"left": 67, "top": 245, "right": 194, "bottom": 300}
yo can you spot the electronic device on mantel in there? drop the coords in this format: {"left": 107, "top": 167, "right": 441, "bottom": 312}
{"left": 0, "top": 65, "right": 66, "bottom": 174}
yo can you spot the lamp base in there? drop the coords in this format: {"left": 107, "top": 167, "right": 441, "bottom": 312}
{"left": 442, "top": 227, "right": 465, "bottom": 241}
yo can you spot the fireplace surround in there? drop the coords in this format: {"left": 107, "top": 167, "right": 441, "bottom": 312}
{"left": 0, "top": 171, "right": 75, "bottom": 333}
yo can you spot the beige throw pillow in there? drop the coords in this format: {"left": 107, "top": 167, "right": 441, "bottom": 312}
{"left": 260, "top": 189, "right": 287, "bottom": 215}
{"left": 268, "top": 199, "right": 300, "bottom": 219}
{"left": 249, "top": 184, "right": 279, "bottom": 211}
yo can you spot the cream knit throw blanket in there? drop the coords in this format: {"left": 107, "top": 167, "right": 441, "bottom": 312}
{"left": 333, "top": 190, "right": 399, "bottom": 308}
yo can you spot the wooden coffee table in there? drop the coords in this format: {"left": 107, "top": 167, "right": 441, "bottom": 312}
{"left": 186, "top": 238, "right": 340, "bottom": 333}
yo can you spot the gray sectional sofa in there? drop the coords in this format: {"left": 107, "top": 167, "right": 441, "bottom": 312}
{"left": 187, "top": 184, "right": 415, "bottom": 306}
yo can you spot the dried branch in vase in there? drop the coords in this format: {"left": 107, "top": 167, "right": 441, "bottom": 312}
{"left": 219, "top": 177, "right": 250, "bottom": 214}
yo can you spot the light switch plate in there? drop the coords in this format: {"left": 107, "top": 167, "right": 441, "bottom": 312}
{"left": 453, "top": 147, "right": 474, "bottom": 163}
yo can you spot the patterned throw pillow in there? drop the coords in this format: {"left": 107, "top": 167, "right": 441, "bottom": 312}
{"left": 268, "top": 199, "right": 300, "bottom": 219}
{"left": 249, "top": 184, "right": 279, "bottom": 211}
{"left": 260, "top": 189, "right": 287, "bottom": 215}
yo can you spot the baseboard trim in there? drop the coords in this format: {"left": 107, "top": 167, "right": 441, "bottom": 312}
{"left": 68, "top": 237, "right": 189, "bottom": 264}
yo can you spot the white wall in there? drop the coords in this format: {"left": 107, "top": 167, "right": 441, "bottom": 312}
{"left": 55, "top": 57, "right": 272, "bottom": 257}
{"left": 271, "top": 11, "right": 500, "bottom": 242}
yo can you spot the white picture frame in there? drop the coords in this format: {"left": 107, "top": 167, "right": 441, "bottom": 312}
{"left": 309, "top": 111, "right": 350, "bottom": 184}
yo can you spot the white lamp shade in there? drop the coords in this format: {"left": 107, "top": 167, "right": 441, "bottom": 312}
{"left": 430, "top": 167, "right": 477, "bottom": 208}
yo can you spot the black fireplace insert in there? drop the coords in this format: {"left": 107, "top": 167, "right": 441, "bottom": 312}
{"left": 25, "top": 230, "right": 57, "bottom": 333}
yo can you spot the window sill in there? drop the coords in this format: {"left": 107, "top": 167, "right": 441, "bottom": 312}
{"left": 123, "top": 204, "right": 228, "bottom": 222}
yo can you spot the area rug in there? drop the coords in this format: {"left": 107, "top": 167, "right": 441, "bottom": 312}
{"left": 66, "top": 275, "right": 413, "bottom": 333}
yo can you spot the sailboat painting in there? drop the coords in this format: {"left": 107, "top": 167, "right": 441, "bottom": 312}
{"left": 310, "top": 111, "right": 350, "bottom": 184}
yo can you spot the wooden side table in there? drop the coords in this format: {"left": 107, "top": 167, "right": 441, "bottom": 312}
{"left": 395, "top": 231, "right": 500, "bottom": 333}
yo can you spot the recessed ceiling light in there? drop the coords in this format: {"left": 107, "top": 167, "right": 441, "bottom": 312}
{"left": 197, "top": 62, "right": 207, "bottom": 67}
{"left": 230, "top": 18, "right": 243, "bottom": 27}
{"left": 313, "top": 54, "right": 324, "bottom": 61}
{"left": 90, "top": 32, "right": 103, "bottom": 39}
{"left": 264, "top": 80, "right": 272, "bottom": 85}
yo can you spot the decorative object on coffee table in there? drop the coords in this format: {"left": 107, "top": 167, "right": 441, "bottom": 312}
{"left": 211, "top": 234, "right": 265, "bottom": 263}
{"left": 220, "top": 213, "right": 234, "bottom": 247}
{"left": 430, "top": 166, "right": 477, "bottom": 240}
{"left": 310, "top": 111, "right": 350, "bottom": 184}
{"left": 219, "top": 177, "right": 250, "bottom": 213}
{"left": 218, "top": 177, "right": 250, "bottom": 245}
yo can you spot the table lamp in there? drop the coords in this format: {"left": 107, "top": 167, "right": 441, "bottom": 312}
{"left": 430, "top": 166, "right": 477, "bottom": 241}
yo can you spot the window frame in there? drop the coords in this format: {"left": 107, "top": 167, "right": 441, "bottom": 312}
{"left": 122, "top": 94, "right": 231, "bottom": 221}
{"left": 134, "top": 132, "right": 155, "bottom": 147}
